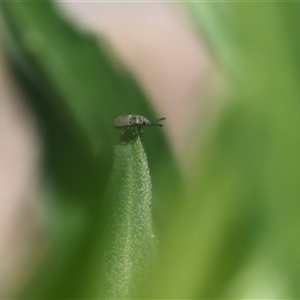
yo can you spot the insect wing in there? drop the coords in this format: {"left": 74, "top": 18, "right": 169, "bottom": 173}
{"left": 114, "top": 115, "right": 129, "bottom": 128}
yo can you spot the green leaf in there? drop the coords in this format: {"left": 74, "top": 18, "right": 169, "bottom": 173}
{"left": 0, "top": 1, "right": 183, "bottom": 298}
{"left": 0, "top": 0, "right": 182, "bottom": 230}
{"left": 102, "top": 133, "right": 156, "bottom": 298}
{"left": 144, "top": 2, "right": 300, "bottom": 298}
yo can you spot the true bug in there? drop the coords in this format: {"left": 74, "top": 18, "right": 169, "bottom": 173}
{"left": 114, "top": 115, "right": 166, "bottom": 136}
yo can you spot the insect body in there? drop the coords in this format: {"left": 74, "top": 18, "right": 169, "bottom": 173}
{"left": 114, "top": 115, "right": 166, "bottom": 136}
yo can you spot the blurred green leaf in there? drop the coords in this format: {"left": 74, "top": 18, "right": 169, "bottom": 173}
{"left": 0, "top": 1, "right": 182, "bottom": 298}
{"left": 5, "top": 0, "right": 300, "bottom": 298}
{"left": 142, "top": 2, "right": 300, "bottom": 298}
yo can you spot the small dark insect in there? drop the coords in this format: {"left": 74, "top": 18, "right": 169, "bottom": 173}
{"left": 114, "top": 115, "right": 166, "bottom": 136}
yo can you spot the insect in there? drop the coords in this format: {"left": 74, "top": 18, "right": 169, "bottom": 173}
{"left": 114, "top": 115, "right": 166, "bottom": 136}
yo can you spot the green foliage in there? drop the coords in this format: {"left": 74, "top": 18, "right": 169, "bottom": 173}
{"left": 1, "top": 0, "right": 300, "bottom": 299}
{"left": 0, "top": 1, "right": 181, "bottom": 298}
{"left": 103, "top": 133, "right": 156, "bottom": 298}
{"left": 155, "top": 2, "right": 300, "bottom": 298}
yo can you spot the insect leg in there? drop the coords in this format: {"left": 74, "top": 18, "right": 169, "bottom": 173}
{"left": 121, "top": 126, "right": 130, "bottom": 135}
{"left": 137, "top": 126, "right": 143, "bottom": 137}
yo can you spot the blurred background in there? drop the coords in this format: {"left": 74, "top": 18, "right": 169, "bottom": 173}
{"left": 1, "top": 1, "right": 300, "bottom": 299}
